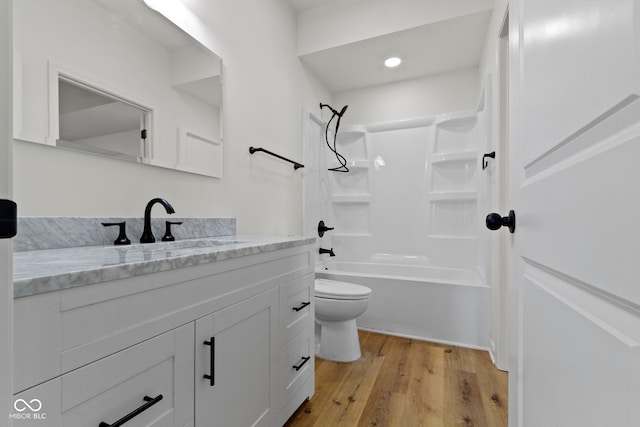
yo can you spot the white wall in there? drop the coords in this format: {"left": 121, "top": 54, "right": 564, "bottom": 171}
{"left": 333, "top": 67, "right": 480, "bottom": 125}
{"left": 12, "top": 0, "right": 331, "bottom": 235}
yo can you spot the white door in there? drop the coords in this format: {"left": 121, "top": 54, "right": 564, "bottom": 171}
{"left": 0, "top": 0, "right": 14, "bottom": 421}
{"left": 507, "top": 0, "right": 640, "bottom": 425}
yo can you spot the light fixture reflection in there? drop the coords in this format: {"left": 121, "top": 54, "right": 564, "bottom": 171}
{"left": 143, "top": 0, "right": 188, "bottom": 21}
{"left": 384, "top": 57, "right": 402, "bottom": 68}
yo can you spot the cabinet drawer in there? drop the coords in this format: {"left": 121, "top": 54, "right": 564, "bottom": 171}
{"left": 13, "top": 324, "right": 194, "bottom": 427}
{"left": 280, "top": 331, "right": 314, "bottom": 401}
{"left": 66, "top": 324, "right": 193, "bottom": 427}
{"left": 280, "top": 274, "right": 314, "bottom": 344}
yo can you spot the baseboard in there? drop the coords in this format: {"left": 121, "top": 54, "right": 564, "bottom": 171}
{"left": 358, "top": 326, "right": 490, "bottom": 352}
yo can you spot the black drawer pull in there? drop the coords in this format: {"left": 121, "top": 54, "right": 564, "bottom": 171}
{"left": 292, "top": 356, "right": 311, "bottom": 371}
{"left": 98, "top": 394, "right": 163, "bottom": 427}
{"left": 203, "top": 337, "right": 215, "bottom": 387}
{"left": 292, "top": 301, "right": 311, "bottom": 312}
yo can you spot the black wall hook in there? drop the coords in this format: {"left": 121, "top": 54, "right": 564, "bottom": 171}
{"left": 482, "top": 151, "right": 496, "bottom": 170}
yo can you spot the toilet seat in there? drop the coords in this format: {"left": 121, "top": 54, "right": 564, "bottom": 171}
{"left": 315, "top": 278, "right": 372, "bottom": 300}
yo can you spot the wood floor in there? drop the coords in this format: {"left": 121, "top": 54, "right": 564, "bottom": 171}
{"left": 284, "top": 330, "right": 508, "bottom": 427}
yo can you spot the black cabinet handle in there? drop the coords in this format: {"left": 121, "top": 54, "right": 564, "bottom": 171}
{"left": 98, "top": 394, "right": 163, "bottom": 427}
{"left": 203, "top": 337, "right": 215, "bottom": 386}
{"left": 292, "top": 301, "right": 311, "bottom": 312}
{"left": 292, "top": 356, "right": 311, "bottom": 371}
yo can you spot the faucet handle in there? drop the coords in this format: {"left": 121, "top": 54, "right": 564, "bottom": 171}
{"left": 317, "top": 220, "right": 335, "bottom": 237}
{"left": 162, "top": 221, "right": 183, "bottom": 242}
{"left": 102, "top": 222, "right": 131, "bottom": 246}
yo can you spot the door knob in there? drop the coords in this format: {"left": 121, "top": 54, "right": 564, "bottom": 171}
{"left": 486, "top": 210, "right": 516, "bottom": 233}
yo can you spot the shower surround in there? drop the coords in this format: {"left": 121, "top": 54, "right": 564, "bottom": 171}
{"left": 303, "top": 92, "right": 491, "bottom": 349}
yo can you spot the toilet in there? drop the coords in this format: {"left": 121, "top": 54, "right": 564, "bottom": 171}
{"left": 314, "top": 278, "right": 372, "bottom": 362}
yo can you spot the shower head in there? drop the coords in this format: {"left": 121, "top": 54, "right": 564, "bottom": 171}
{"left": 320, "top": 103, "right": 349, "bottom": 118}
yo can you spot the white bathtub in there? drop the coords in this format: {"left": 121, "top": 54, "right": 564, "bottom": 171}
{"left": 316, "top": 261, "right": 490, "bottom": 349}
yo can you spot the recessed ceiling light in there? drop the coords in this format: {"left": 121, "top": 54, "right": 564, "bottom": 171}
{"left": 384, "top": 57, "right": 402, "bottom": 68}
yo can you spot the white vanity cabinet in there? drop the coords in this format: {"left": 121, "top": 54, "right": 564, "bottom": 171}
{"left": 13, "top": 243, "right": 315, "bottom": 427}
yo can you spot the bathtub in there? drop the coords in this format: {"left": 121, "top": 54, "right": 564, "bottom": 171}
{"left": 315, "top": 261, "right": 490, "bottom": 349}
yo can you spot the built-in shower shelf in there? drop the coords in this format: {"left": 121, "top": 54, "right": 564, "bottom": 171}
{"left": 332, "top": 194, "right": 371, "bottom": 204}
{"left": 328, "top": 159, "right": 370, "bottom": 170}
{"left": 336, "top": 130, "right": 366, "bottom": 144}
{"left": 430, "top": 150, "right": 478, "bottom": 164}
{"left": 429, "top": 191, "right": 477, "bottom": 202}
{"left": 435, "top": 112, "right": 478, "bottom": 130}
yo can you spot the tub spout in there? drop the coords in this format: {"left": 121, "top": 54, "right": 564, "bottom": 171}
{"left": 319, "top": 247, "right": 335, "bottom": 256}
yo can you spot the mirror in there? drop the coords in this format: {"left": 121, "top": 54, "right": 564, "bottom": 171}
{"left": 13, "top": 0, "right": 223, "bottom": 177}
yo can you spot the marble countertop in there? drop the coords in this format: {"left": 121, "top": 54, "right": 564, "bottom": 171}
{"left": 14, "top": 235, "right": 315, "bottom": 298}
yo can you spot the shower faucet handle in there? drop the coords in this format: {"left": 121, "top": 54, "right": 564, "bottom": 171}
{"left": 318, "top": 220, "right": 335, "bottom": 237}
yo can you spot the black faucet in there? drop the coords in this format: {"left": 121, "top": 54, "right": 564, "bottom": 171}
{"left": 140, "top": 198, "right": 175, "bottom": 243}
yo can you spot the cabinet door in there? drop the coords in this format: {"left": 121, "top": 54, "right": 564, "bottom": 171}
{"left": 195, "top": 289, "right": 277, "bottom": 427}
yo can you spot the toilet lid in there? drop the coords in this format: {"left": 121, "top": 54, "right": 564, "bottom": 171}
{"left": 315, "top": 278, "right": 372, "bottom": 300}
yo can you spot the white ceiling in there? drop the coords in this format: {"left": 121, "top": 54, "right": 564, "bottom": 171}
{"left": 288, "top": 0, "right": 494, "bottom": 93}
{"left": 288, "top": 0, "right": 334, "bottom": 13}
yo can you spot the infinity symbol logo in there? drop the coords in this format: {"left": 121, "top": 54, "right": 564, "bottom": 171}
{"left": 14, "top": 398, "right": 42, "bottom": 412}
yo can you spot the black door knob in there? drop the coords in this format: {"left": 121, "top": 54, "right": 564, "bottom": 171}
{"left": 486, "top": 210, "right": 516, "bottom": 233}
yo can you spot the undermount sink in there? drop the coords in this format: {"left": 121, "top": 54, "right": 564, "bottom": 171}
{"left": 123, "top": 238, "right": 246, "bottom": 251}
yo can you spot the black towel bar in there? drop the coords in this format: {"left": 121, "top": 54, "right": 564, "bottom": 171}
{"left": 249, "top": 146, "right": 304, "bottom": 170}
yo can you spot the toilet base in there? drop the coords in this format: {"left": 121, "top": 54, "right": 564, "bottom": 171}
{"left": 315, "top": 319, "right": 361, "bottom": 362}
